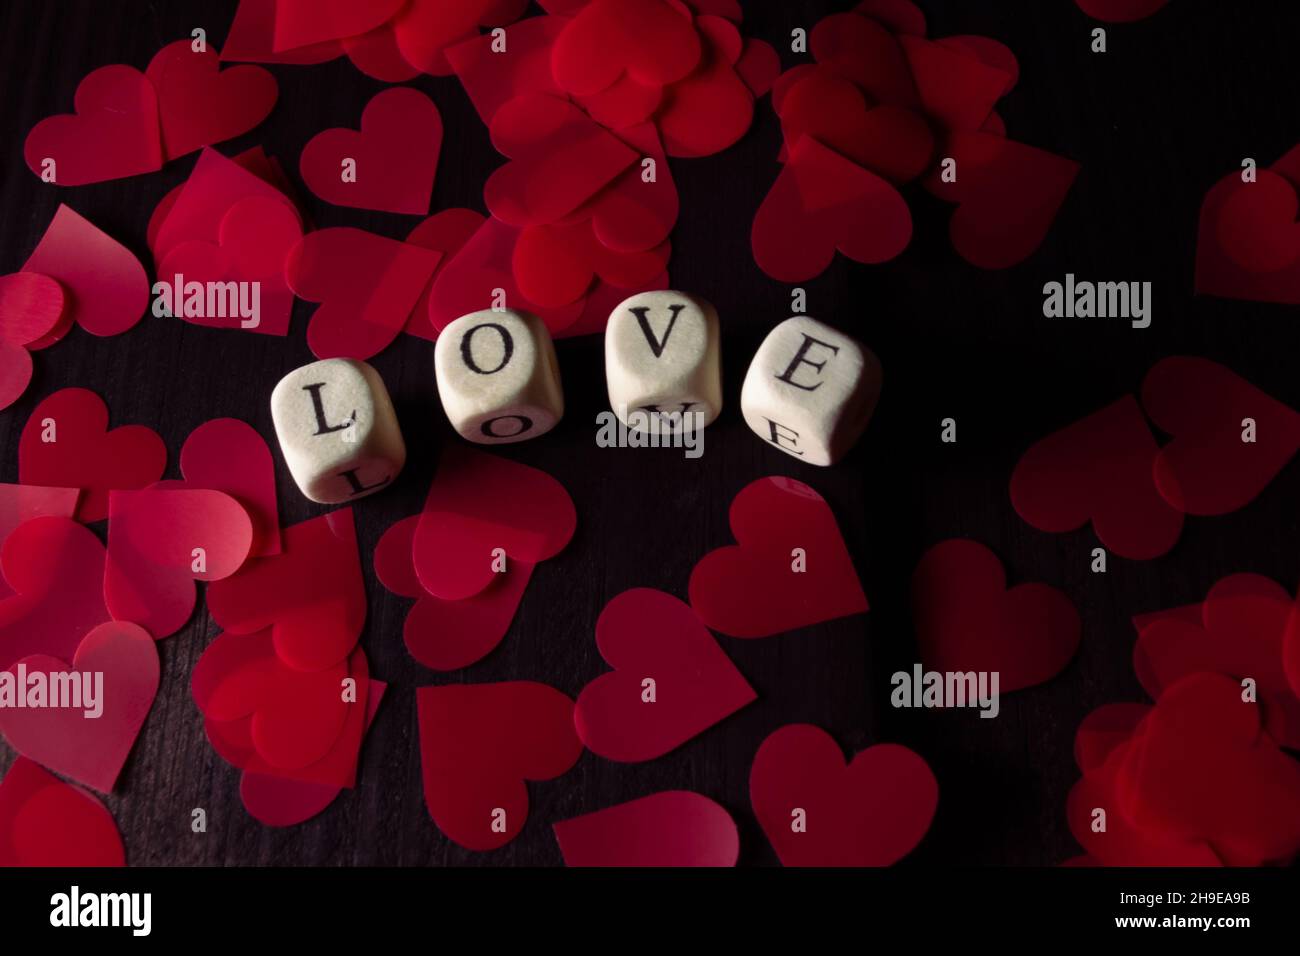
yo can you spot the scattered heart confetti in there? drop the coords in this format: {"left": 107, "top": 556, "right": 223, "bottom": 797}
{"left": 911, "top": 539, "right": 1081, "bottom": 693}
{"left": 1010, "top": 395, "right": 1183, "bottom": 560}
{"left": 553, "top": 791, "right": 739, "bottom": 866}
{"left": 0, "top": 621, "right": 159, "bottom": 793}
{"left": 300, "top": 87, "right": 443, "bottom": 215}
{"left": 689, "top": 477, "right": 867, "bottom": 638}
{"left": 417, "top": 681, "right": 583, "bottom": 850}
{"left": 575, "top": 588, "right": 756, "bottom": 761}
{"left": 750, "top": 724, "right": 937, "bottom": 867}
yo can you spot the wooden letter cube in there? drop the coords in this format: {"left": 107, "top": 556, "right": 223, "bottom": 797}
{"left": 740, "top": 316, "right": 881, "bottom": 466}
{"left": 271, "top": 358, "right": 406, "bottom": 503}
{"left": 605, "top": 290, "right": 722, "bottom": 432}
{"left": 434, "top": 308, "right": 564, "bottom": 444}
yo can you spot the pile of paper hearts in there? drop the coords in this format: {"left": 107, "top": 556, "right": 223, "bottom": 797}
{"left": 194, "top": 507, "right": 387, "bottom": 827}
{"left": 753, "top": 0, "right": 1081, "bottom": 280}
{"left": 0, "top": 207, "right": 150, "bottom": 411}
{"left": 1065, "top": 574, "right": 1300, "bottom": 865}
{"left": 1196, "top": 144, "right": 1300, "bottom": 305}
{"left": 1011, "top": 356, "right": 1300, "bottom": 560}
{"left": 24, "top": 40, "right": 277, "bottom": 186}
{"left": 394, "top": 473, "right": 932, "bottom": 865}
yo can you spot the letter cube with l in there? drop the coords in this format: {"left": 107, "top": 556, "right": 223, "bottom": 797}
{"left": 740, "top": 316, "right": 881, "bottom": 466}
{"left": 271, "top": 358, "right": 406, "bottom": 503}
{"left": 434, "top": 308, "right": 564, "bottom": 443}
{"left": 605, "top": 290, "right": 721, "bottom": 433}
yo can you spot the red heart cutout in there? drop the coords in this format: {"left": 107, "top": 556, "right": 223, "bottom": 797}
{"left": 553, "top": 791, "right": 739, "bottom": 866}
{"left": 1073, "top": 702, "right": 1151, "bottom": 775}
{"left": 0, "top": 272, "right": 65, "bottom": 347}
{"left": 417, "top": 681, "right": 583, "bottom": 850}
{"left": 925, "top": 131, "right": 1079, "bottom": 269}
{"left": 343, "top": 22, "right": 422, "bottom": 83}
{"left": 0, "top": 758, "right": 124, "bottom": 866}
{"left": 575, "top": 588, "right": 756, "bottom": 761}
{"left": 146, "top": 40, "right": 278, "bottom": 159}
{"left": 403, "top": 208, "right": 487, "bottom": 342}
{"left": 22, "top": 205, "right": 150, "bottom": 339}
{"left": 513, "top": 221, "right": 671, "bottom": 308}
{"left": 810, "top": 12, "right": 918, "bottom": 107}
{"left": 573, "top": 123, "right": 679, "bottom": 254}
{"left": 285, "top": 227, "right": 442, "bottom": 360}
{"left": 19, "top": 388, "right": 167, "bottom": 522}
{"left": 393, "top": 0, "right": 517, "bottom": 76}
{"left": 412, "top": 446, "right": 576, "bottom": 601}
{"left": 911, "top": 538, "right": 1081, "bottom": 692}
{"left": 1134, "top": 574, "right": 1300, "bottom": 749}
{"left": 485, "top": 93, "right": 640, "bottom": 227}
{"left": 0, "top": 484, "right": 81, "bottom": 599}
{"left": 654, "top": 18, "right": 754, "bottom": 159}
{"left": 1010, "top": 395, "right": 1183, "bottom": 560}
{"left": 750, "top": 724, "right": 937, "bottom": 866}
{"left": 24, "top": 65, "right": 161, "bottom": 185}
{"left": 551, "top": 0, "right": 701, "bottom": 96}
{"left": 0, "top": 342, "right": 33, "bottom": 412}
{"left": 446, "top": 15, "right": 567, "bottom": 125}
{"left": 0, "top": 517, "right": 110, "bottom": 669}
{"left": 689, "top": 477, "right": 867, "bottom": 638}
{"left": 272, "top": 0, "right": 405, "bottom": 51}
{"left": 300, "top": 88, "right": 443, "bottom": 215}
{"left": 375, "top": 515, "right": 534, "bottom": 671}
{"left": 0, "top": 621, "right": 159, "bottom": 793}
{"left": 180, "top": 418, "right": 281, "bottom": 557}
{"left": 104, "top": 485, "right": 254, "bottom": 639}
{"left": 219, "top": 0, "right": 344, "bottom": 65}
{"left": 1141, "top": 356, "right": 1300, "bottom": 516}
{"left": 752, "top": 136, "right": 912, "bottom": 282}
{"left": 899, "top": 34, "right": 1011, "bottom": 132}
{"left": 206, "top": 509, "right": 365, "bottom": 671}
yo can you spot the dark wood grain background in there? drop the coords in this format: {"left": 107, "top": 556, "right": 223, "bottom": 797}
{"left": 1, "top": 0, "right": 1298, "bottom": 866}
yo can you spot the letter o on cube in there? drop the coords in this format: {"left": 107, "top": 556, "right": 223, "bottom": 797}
{"left": 434, "top": 308, "right": 564, "bottom": 444}
{"left": 271, "top": 358, "right": 406, "bottom": 503}
{"left": 740, "top": 316, "right": 881, "bottom": 466}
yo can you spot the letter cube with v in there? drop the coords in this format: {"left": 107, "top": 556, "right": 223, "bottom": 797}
{"left": 740, "top": 316, "right": 881, "bottom": 466}
{"left": 434, "top": 309, "right": 564, "bottom": 443}
{"left": 271, "top": 358, "right": 406, "bottom": 503}
{"left": 605, "top": 290, "right": 722, "bottom": 433}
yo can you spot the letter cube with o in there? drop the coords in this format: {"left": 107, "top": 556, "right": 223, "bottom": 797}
{"left": 605, "top": 290, "right": 721, "bottom": 433}
{"left": 740, "top": 316, "right": 881, "bottom": 466}
{"left": 271, "top": 358, "right": 406, "bottom": 503}
{"left": 434, "top": 309, "right": 564, "bottom": 443}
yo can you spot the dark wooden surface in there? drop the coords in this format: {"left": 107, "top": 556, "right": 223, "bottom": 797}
{"left": 1, "top": 0, "right": 1298, "bottom": 866}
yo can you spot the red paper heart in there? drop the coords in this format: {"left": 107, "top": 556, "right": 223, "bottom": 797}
{"left": 736, "top": 38, "right": 781, "bottom": 97}
{"left": 104, "top": 485, "right": 253, "bottom": 639}
{"left": 375, "top": 515, "right": 534, "bottom": 671}
{"left": 810, "top": 12, "right": 917, "bottom": 107}
{"left": 180, "top": 418, "right": 281, "bottom": 556}
{"left": 1141, "top": 356, "right": 1300, "bottom": 515}
{"left": 925, "top": 131, "right": 1079, "bottom": 269}
{"left": 0, "top": 517, "right": 110, "bottom": 669}
{"left": 0, "top": 343, "right": 33, "bottom": 412}
{"left": 343, "top": 22, "right": 423, "bottom": 83}
{"left": 0, "top": 272, "right": 65, "bottom": 347}
{"left": 22, "top": 205, "right": 150, "bottom": 339}
{"left": 911, "top": 539, "right": 1081, "bottom": 692}
{"left": 0, "top": 484, "right": 80, "bottom": 599}
{"left": 146, "top": 40, "right": 278, "bottom": 159}
{"left": 485, "top": 94, "right": 640, "bottom": 227}
{"left": 220, "top": 0, "right": 344, "bottom": 65}
{"left": 272, "top": 0, "right": 405, "bottom": 51}
{"left": 654, "top": 17, "right": 754, "bottom": 159}
{"left": 412, "top": 446, "right": 577, "bottom": 601}
{"left": 1134, "top": 574, "right": 1300, "bottom": 749}
{"left": 575, "top": 588, "right": 756, "bottom": 761}
{"left": 0, "top": 621, "right": 159, "bottom": 793}
{"left": 446, "top": 15, "right": 568, "bottom": 125}
{"left": 752, "top": 136, "right": 912, "bottom": 282}
{"left": 513, "top": 221, "right": 671, "bottom": 307}
{"left": 1010, "top": 395, "right": 1183, "bottom": 560}
{"left": 417, "top": 681, "right": 583, "bottom": 850}
{"left": 206, "top": 509, "right": 365, "bottom": 671}
{"left": 285, "top": 227, "right": 442, "bottom": 360}
{"left": 899, "top": 35, "right": 1011, "bottom": 132}
{"left": 553, "top": 791, "right": 739, "bottom": 866}
{"left": 19, "top": 388, "right": 167, "bottom": 522}
{"left": 0, "top": 758, "right": 124, "bottom": 866}
{"left": 1073, "top": 702, "right": 1150, "bottom": 774}
{"left": 689, "top": 477, "right": 867, "bottom": 638}
{"left": 403, "top": 208, "right": 487, "bottom": 342}
{"left": 300, "top": 88, "right": 443, "bottom": 215}
{"left": 24, "top": 65, "right": 161, "bottom": 185}
{"left": 393, "top": 0, "right": 522, "bottom": 76}
{"left": 750, "top": 724, "right": 937, "bottom": 866}
{"left": 551, "top": 0, "right": 701, "bottom": 96}
{"left": 576, "top": 124, "right": 679, "bottom": 253}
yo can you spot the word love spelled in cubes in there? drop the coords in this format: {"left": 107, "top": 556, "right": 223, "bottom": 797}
{"left": 270, "top": 295, "right": 880, "bottom": 502}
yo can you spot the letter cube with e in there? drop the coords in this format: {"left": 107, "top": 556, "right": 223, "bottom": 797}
{"left": 271, "top": 358, "right": 406, "bottom": 503}
{"left": 605, "top": 290, "right": 722, "bottom": 433}
{"left": 434, "top": 308, "right": 564, "bottom": 443}
{"left": 740, "top": 316, "right": 881, "bottom": 466}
